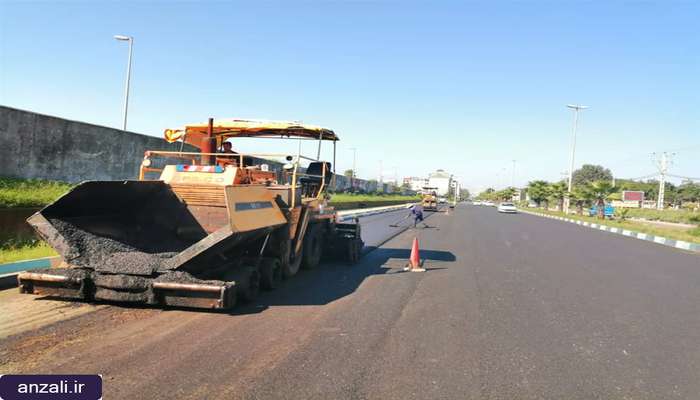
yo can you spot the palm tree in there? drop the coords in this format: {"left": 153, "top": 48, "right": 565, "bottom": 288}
{"left": 527, "top": 180, "right": 550, "bottom": 208}
{"left": 548, "top": 181, "right": 568, "bottom": 212}
{"left": 584, "top": 180, "right": 617, "bottom": 219}
{"left": 570, "top": 186, "right": 591, "bottom": 215}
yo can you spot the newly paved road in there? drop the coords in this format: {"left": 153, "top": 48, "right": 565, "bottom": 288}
{"left": 2, "top": 205, "right": 699, "bottom": 399}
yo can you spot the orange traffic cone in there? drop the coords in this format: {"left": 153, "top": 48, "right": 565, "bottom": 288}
{"left": 407, "top": 237, "right": 425, "bottom": 272}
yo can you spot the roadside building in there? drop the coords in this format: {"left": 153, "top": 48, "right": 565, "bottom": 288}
{"left": 403, "top": 176, "right": 429, "bottom": 192}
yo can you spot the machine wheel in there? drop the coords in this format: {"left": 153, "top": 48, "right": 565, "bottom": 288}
{"left": 259, "top": 258, "right": 282, "bottom": 290}
{"left": 238, "top": 267, "right": 260, "bottom": 303}
{"left": 301, "top": 224, "right": 324, "bottom": 270}
{"left": 348, "top": 239, "right": 363, "bottom": 264}
{"left": 279, "top": 239, "right": 302, "bottom": 278}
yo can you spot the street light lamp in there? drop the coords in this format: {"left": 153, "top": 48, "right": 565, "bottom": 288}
{"left": 564, "top": 104, "right": 589, "bottom": 213}
{"left": 114, "top": 34, "right": 134, "bottom": 131}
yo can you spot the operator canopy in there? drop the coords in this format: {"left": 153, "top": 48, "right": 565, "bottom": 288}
{"left": 164, "top": 119, "right": 339, "bottom": 143}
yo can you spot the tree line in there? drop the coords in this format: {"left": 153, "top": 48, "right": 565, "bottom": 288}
{"left": 476, "top": 164, "right": 700, "bottom": 218}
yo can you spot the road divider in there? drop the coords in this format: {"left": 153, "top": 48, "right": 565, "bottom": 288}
{"left": 336, "top": 203, "right": 415, "bottom": 222}
{"left": 521, "top": 209, "right": 700, "bottom": 254}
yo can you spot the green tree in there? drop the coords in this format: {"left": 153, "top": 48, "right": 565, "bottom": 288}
{"left": 499, "top": 187, "right": 516, "bottom": 201}
{"left": 460, "top": 188, "right": 471, "bottom": 200}
{"left": 548, "top": 181, "right": 568, "bottom": 211}
{"left": 584, "top": 180, "right": 617, "bottom": 219}
{"left": 570, "top": 186, "right": 592, "bottom": 215}
{"left": 572, "top": 164, "right": 613, "bottom": 187}
{"left": 527, "top": 180, "right": 550, "bottom": 208}
{"left": 678, "top": 181, "right": 700, "bottom": 203}
{"left": 343, "top": 169, "right": 354, "bottom": 178}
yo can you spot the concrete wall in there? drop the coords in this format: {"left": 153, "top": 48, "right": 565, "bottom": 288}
{"left": 0, "top": 106, "right": 192, "bottom": 183}
{"left": 0, "top": 106, "right": 389, "bottom": 192}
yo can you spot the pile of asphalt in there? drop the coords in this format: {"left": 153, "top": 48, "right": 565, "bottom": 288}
{"left": 50, "top": 219, "right": 183, "bottom": 275}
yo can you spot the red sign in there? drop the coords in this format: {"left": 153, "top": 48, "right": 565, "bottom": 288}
{"left": 622, "top": 191, "right": 644, "bottom": 202}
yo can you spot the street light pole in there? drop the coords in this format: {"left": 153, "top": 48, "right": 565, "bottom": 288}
{"left": 114, "top": 35, "right": 133, "bottom": 131}
{"left": 349, "top": 148, "right": 357, "bottom": 178}
{"left": 348, "top": 147, "right": 357, "bottom": 189}
{"left": 564, "top": 104, "right": 588, "bottom": 213}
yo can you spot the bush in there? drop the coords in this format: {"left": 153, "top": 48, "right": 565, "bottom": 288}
{"left": 615, "top": 208, "right": 630, "bottom": 221}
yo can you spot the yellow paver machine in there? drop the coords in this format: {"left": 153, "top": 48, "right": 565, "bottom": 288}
{"left": 18, "top": 118, "right": 363, "bottom": 310}
{"left": 421, "top": 187, "right": 439, "bottom": 211}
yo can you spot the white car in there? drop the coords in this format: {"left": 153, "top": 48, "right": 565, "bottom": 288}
{"left": 473, "top": 201, "right": 482, "bottom": 206}
{"left": 497, "top": 202, "right": 518, "bottom": 213}
{"left": 483, "top": 201, "right": 495, "bottom": 207}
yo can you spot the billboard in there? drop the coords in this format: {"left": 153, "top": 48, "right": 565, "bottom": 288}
{"left": 622, "top": 191, "right": 644, "bottom": 202}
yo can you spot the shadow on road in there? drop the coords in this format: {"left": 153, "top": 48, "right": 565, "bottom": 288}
{"left": 28, "top": 246, "right": 456, "bottom": 316}
{"left": 229, "top": 246, "right": 456, "bottom": 315}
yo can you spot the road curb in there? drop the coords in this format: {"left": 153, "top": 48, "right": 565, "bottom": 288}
{"left": 520, "top": 209, "right": 700, "bottom": 254}
{"left": 0, "top": 256, "right": 62, "bottom": 290}
{"left": 336, "top": 203, "right": 414, "bottom": 222}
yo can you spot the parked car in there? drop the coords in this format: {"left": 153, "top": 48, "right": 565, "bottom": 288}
{"left": 483, "top": 201, "right": 495, "bottom": 207}
{"left": 589, "top": 204, "right": 615, "bottom": 218}
{"left": 473, "top": 201, "right": 482, "bottom": 206}
{"left": 498, "top": 202, "right": 518, "bottom": 213}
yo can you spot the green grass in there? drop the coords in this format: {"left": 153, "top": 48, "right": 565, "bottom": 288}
{"left": 523, "top": 207, "right": 700, "bottom": 244}
{"left": 329, "top": 193, "right": 421, "bottom": 203}
{"left": 623, "top": 208, "right": 700, "bottom": 225}
{"left": 329, "top": 193, "right": 420, "bottom": 211}
{"left": 0, "top": 242, "right": 57, "bottom": 264}
{"left": 0, "top": 177, "right": 73, "bottom": 208}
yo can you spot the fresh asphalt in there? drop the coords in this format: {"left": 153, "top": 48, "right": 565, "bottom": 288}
{"left": 1, "top": 204, "right": 699, "bottom": 399}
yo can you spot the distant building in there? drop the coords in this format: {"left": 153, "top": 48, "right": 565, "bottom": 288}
{"left": 428, "top": 169, "right": 452, "bottom": 196}
{"left": 403, "top": 176, "right": 429, "bottom": 192}
{"left": 512, "top": 188, "right": 524, "bottom": 202}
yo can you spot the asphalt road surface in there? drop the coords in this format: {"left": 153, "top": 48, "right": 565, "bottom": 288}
{"left": 2, "top": 204, "right": 699, "bottom": 399}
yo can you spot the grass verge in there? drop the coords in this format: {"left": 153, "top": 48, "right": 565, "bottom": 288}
{"left": 0, "top": 242, "right": 57, "bottom": 264}
{"left": 329, "top": 193, "right": 420, "bottom": 210}
{"left": 523, "top": 207, "right": 700, "bottom": 245}
{"left": 623, "top": 208, "right": 700, "bottom": 225}
{"left": 0, "top": 177, "right": 73, "bottom": 208}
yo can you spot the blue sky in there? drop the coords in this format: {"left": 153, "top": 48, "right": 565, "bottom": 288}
{"left": 1, "top": 1, "right": 698, "bottom": 192}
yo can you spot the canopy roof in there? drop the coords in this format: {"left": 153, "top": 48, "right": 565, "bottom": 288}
{"left": 165, "top": 119, "right": 338, "bottom": 143}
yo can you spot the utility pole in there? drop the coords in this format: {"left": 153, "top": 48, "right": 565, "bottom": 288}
{"left": 654, "top": 152, "right": 673, "bottom": 210}
{"left": 564, "top": 104, "right": 589, "bottom": 213}
{"left": 349, "top": 147, "right": 357, "bottom": 189}
{"left": 511, "top": 159, "right": 516, "bottom": 188}
{"left": 114, "top": 35, "right": 134, "bottom": 131}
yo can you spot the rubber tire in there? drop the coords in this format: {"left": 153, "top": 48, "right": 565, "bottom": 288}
{"left": 279, "top": 239, "right": 302, "bottom": 278}
{"left": 301, "top": 224, "right": 324, "bottom": 270}
{"left": 238, "top": 268, "right": 260, "bottom": 303}
{"left": 348, "top": 238, "right": 363, "bottom": 264}
{"left": 259, "top": 258, "right": 282, "bottom": 290}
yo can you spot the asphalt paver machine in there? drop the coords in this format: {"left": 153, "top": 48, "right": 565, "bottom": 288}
{"left": 18, "top": 118, "right": 363, "bottom": 310}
